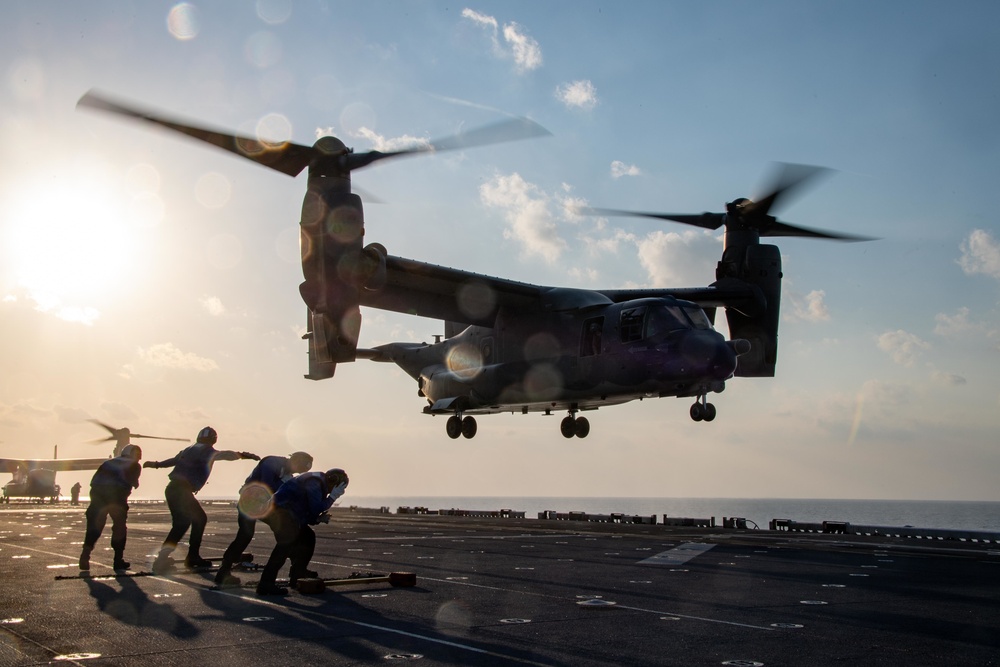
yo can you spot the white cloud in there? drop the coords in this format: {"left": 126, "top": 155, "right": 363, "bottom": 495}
{"left": 137, "top": 343, "right": 219, "bottom": 372}
{"left": 479, "top": 172, "right": 565, "bottom": 263}
{"left": 635, "top": 229, "right": 721, "bottom": 286}
{"left": 958, "top": 229, "right": 1000, "bottom": 279}
{"left": 503, "top": 22, "right": 542, "bottom": 72}
{"left": 200, "top": 295, "right": 226, "bottom": 317}
{"left": 353, "top": 126, "right": 431, "bottom": 152}
{"left": 610, "top": 161, "right": 641, "bottom": 179}
{"left": 462, "top": 9, "right": 541, "bottom": 73}
{"left": 787, "top": 289, "right": 830, "bottom": 322}
{"left": 933, "top": 307, "right": 981, "bottom": 337}
{"left": 555, "top": 80, "right": 598, "bottom": 110}
{"left": 876, "top": 330, "right": 930, "bottom": 367}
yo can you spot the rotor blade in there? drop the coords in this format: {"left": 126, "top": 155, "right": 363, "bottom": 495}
{"left": 762, "top": 220, "right": 876, "bottom": 242}
{"left": 129, "top": 434, "right": 188, "bottom": 442}
{"left": 582, "top": 207, "right": 726, "bottom": 231}
{"left": 345, "top": 116, "right": 551, "bottom": 171}
{"left": 87, "top": 437, "right": 115, "bottom": 445}
{"left": 86, "top": 419, "right": 117, "bottom": 436}
{"left": 748, "top": 163, "right": 831, "bottom": 218}
{"left": 78, "top": 90, "right": 317, "bottom": 177}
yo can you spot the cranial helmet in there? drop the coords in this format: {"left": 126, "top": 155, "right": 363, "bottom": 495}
{"left": 121, "top": 444, "right": 142, "bottom": 460}
{"left": 324, "top": 468, "right": 348, "bottom": 489}
{"left": 196, "top": 426, "right": 218, "bottom": 445}
{"left": 288, "top": 451, "right": 313, "bottom": 473}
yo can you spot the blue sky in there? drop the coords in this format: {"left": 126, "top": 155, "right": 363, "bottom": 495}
{"left": 1, "top": 1, "right": 998, "bottom": 501}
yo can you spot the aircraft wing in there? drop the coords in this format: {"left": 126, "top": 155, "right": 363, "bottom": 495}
{"left": 360, "top": 254, "right": 544, "bottom": 326}
{"left": 598, "top": 280, "right": 764, "bottom": 315}
{"left": 0, "top": 457, "right": 109, "bottom": 473}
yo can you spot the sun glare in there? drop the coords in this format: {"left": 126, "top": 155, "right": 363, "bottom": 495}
{"left": 2, "top": 165, "right": 153, "bottom": 324}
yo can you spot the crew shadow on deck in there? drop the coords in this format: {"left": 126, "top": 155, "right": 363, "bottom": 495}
{"left": 85, "top": 574, "right": 200, "bottom": 638}
{"left": 196, "top": 579, "right": 569, "bottom": 666}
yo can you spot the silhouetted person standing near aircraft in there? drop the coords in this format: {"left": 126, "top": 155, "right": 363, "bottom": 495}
{"left": 256, "top": 468, "right": 349, "bottom": 596}
{"left": 214, "top": 451, "right": 314, "bottom": 588}
{"left": 70, "top": 482, "right": 82, "bottom": 505}
{"left": 79, "top": 444, "right": 142, "bottom": 571}
{"left": 144, "top": 427, "right": 259, "bottom": 573}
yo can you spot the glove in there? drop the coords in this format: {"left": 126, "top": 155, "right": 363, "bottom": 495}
{"left": 240, "top": 452, "right": 261, "bottom": 461}
{"left": 328, "top": 481, "right": 348, "bottom": 502}
{"left": 317, "top": 512, "right": 331, "bottom": 524}
{"left": 142, "top": 461, "right": 156, "bottom": 469}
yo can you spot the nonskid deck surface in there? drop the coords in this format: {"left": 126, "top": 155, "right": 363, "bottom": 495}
{"left": 1, "top": 503, "right": 998, "bottom": 666}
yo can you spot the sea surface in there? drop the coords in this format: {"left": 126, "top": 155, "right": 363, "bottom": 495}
{"left": 345, "top": 496, "right": 1000, "bottom": 532}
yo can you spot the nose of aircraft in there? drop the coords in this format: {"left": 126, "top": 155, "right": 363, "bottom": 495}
{"left": 678, "top": 331, "right": 738, "bottom": 380}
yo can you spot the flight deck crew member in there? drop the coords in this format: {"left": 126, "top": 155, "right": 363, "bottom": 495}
{"left": 214, "top": 451, "right": 314, "bottom": 588}
{"left": 256, "top": 468, "right": 349, "bottom": 596}
{"left": 79, "top": 444, "right": 142, "bottom": 571}
{"left": 143, "top": 426, "right": 259, "bottom": 573}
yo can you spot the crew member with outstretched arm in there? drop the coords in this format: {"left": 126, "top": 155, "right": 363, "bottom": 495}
{"left": 143, "top": 426, "right": 259, "bottom": 573}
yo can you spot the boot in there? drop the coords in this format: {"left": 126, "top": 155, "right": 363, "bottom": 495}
{"left": 152, "top": 550, "right": 176, "bottom": 575}
{"left": 256, "top": 583, "right": 288, "bottom": 596}
{"left": 79, "top": 546, "right": 92, "bottom": 571}
{"left": 185, "top": 554, "right": 213, "bottom": 569}
{"left": 113, "top": 555, "right": 131, "bottom": 571}
{"left": 216, "top": 573, "right": 242, "bottom": 588}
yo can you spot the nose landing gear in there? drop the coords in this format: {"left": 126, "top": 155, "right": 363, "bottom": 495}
{"left": 689, "top": 395, "right": 717, "bottom": 422}
{"left": 446, "top": 414, "right": 478, "bottom": 439}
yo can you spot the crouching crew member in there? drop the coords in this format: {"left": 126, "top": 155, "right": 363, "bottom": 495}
{"left": 256, "top": 468, "right": 349, "bottom": 596}
{"left": 79, "top": 444, "right": 142, "bottom": 571}
{"left": 214, "top": 451, "right": 314, "bottom": 588}
{"left": 143, "top": 426, "right": 259, "bottom": 573}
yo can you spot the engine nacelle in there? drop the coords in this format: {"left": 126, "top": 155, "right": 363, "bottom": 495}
{"left": 724, "top": 243, "right": 781, "bottom": 377}
{"left": 299, "top": 177, "right": 366, "bottom": 376}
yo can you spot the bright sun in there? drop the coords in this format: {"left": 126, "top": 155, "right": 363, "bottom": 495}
{"left": 2, "top": 160, "right": 158, "bottom": 324}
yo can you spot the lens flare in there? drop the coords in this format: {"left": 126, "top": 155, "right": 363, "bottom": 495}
{"left": 238, "top": 482, "right": 274, "bottom": 520}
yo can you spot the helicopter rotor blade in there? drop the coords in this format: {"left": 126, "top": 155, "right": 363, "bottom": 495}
{"left": 86, "top": 418, "right": 118, "bottom": 436}
{"left": 343, "top": 116, "right": 551, "bottom": 171}
{"left": 582, "top": 207, "right": 725, "bottom": 231}
{"left": 129, "top": 434, "right": 188, "bottom": 442}
{"left": 746, "top": 163, "right": 831, "bottom": 219}
{"left": 79, "top": 90, "right": 550, "bottom": 177}
{"left": 78, "top": 90, "right": 318, "bottom": 177}
{"left": 582, "top": 163, "right": 874, "bottom": 242}
{"left": 762, "top": 220, "right": 874, "bottom": 241}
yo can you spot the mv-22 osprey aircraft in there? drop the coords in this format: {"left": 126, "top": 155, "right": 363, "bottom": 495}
{"left": 0, "top": 421, "right": 185, "bottom": 502}
{"left": 79, "top": 92, "right": 868, "bottom": 440}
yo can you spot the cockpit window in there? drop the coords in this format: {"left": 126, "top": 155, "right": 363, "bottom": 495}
{"left": 644, "top": 306, "right": 688, "bottom": 339}
{"left": 619, "top": 307, "right": 646, "bottom": 343}
{"left": 683, "top": 307, "right": 712, "bottom": 330}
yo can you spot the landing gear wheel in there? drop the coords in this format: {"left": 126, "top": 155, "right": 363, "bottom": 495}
{"left": 574, "top": 416, "right": 590, "bottom": 438}
{"left": 690, "top": 403, "right": 704, "bottom": 422}
{"left": 461, "top": 416, "right": 478, "bottom": 439}
{"left": 703, "top": 403, "right": 717, "bottom": 422}
{"left": 560, "top": 416, "right": 576, "bottom": 438}
{"left": 446, "top": 415, "right": 462, "bottom": 439}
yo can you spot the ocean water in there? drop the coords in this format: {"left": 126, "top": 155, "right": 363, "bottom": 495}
{"left": 347, "top": 496, "right": 1000, "bottom": 532}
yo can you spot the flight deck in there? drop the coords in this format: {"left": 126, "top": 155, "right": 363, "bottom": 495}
{"left": 1, "top": 502, "right": 997, "bottom": 666}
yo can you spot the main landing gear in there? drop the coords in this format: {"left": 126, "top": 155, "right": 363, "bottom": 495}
{"left": 689, "top": 395, "right": 717, "bottom": 422}
{"left": 446, "top": 414, "right": 478, "bottom": 439}
{"left": 560, "top": 412, "right": 590, "bottom": 439}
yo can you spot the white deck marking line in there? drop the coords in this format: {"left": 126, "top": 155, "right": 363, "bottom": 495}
{"left": 199, "top": 585, "right": 553, "bottom": 667}
{"left": 638, "top": 542, "right": 716, "bottom": 565}
{"left": 419, "top": 576, "right": 774, "bottom": 631}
